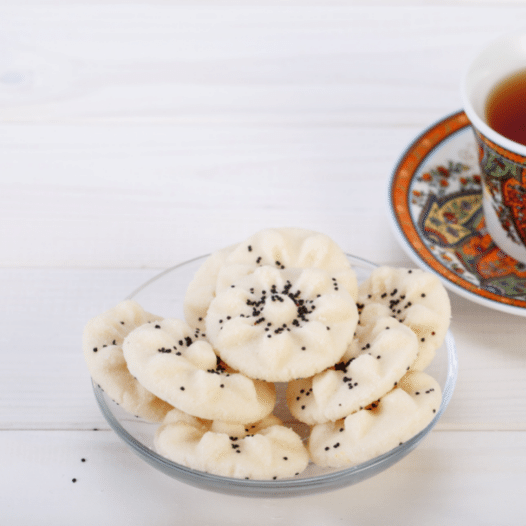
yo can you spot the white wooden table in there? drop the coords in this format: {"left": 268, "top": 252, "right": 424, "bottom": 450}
{"left": 2, "top": 3, "right": 525, "bottom": 524}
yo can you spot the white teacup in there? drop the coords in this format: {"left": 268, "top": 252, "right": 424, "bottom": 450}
{"left": 461, "top": 34, "right": 526, "bottom": 264}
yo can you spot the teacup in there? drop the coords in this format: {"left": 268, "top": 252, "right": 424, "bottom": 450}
{"left": 461, "top": 34, "right": 526, "bottom": 264}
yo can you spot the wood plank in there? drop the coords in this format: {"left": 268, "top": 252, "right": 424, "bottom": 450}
{"left": 1, "top": 5, "right": 522, "bottom": 128}
{"left": 1, "top": 268, "right": 525, "bottom": 430}
{"left": 1, "top": 429, "right": 524, "bottom": 524}
{"left": 0, "top": 123, "right": 415, "bottom": 268}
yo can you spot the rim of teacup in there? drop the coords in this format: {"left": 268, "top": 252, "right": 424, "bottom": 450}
{"left": 461, "top": 33, "right": 526, "bottom": 158}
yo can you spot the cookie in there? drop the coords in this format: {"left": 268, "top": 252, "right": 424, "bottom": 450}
{"left": 183, "top": 244, "right": 238, "bottom": 339}
{"left": 308, "top": 371, "right": 442, "bottom": 467}
{"left": 286, "top": 305, "right": 419, "bottom": 425}
{"left": 122, "top": 318, "right": 276, "bottom": 424}
{"left": 82, "top": 300, "right": 173, "bottom": 422}
{"left": 205, "top": 265, "right": 359, "bottom": 382}
{"left": 154, "top": 409, "right": 309, "bottom": 480}
{"left": 215, "top": 227, "right": 358, "bottom": 299}
{"left": 357, "top": 266, "right": 451, "bottom": 370}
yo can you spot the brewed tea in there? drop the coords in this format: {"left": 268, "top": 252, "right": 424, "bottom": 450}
{"left": 485, "top": 68, "right": 526, "bottom": 146}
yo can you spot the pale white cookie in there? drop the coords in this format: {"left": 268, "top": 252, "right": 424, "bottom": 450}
{"left": 183, "top": 244, "right": 238, "bottom": 340}
{"left": 286, "top": 305, "right": 419, "bottom": 425}
{"left": 205, "top": 265, "right": 359, "bottom": 382}
{"left": 122, "top": 318, "right": 276, "bottom": 424}
{"left": 357, "top": 267, "right": 451, "bottom": 370}
{"left": 82, "top": 300, "right": 173, "bottom": 422}
{"left": 215, "top": 227, "right": 358, "bottom": 299}
{"left": 155, "top": 409, "right": 309, "bottom": 480}
{"left": 308, "top": 371, "right": 442, "bottom": 468}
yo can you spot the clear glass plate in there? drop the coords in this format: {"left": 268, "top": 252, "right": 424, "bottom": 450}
{"left": 93, "top": 254, "right": 458, "bottom": 498}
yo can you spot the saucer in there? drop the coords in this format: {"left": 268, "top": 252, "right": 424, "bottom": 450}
{"left": 388, "top": 110, "right": 526, "bottom": 316}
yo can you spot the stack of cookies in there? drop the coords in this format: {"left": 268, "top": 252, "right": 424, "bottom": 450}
{"left": 83, "top": 228, "right": 451, "bottom": 479}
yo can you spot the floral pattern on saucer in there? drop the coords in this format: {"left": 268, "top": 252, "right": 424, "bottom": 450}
{"left": 389, "top": 110, "right": 526, "bottom": 315}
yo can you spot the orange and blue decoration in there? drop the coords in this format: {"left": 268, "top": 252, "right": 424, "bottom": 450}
{"left": 390, "top": 111, "right": 526, "bottom": 311}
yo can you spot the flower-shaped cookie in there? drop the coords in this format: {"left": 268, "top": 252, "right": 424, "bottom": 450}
{"left": 155, "top": 409, "right": 309, "bottom": 480}
{"left": 122, "top": 318, "right": 276, "bottom": 424}
{"left": 205, "top": 265, "right": 359, "bottom": 382}
{"left": 357, "top": 266, "right": 451, "bottom": 370}
{"left": 308, "top": 371, "right": 442, "bottom": 467}
{"left": 183, "top": 244, "right": 238, "bottom": 340}
{"left": 82, "top": 300, "right": 173, "bottom": 422}
{"left": 215, "top": 227, "right": 358, "bottom": 298}
{"left": 286, "top": 304, "right": 419, "bottom": 425}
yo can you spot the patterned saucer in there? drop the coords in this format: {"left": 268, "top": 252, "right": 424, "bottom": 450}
{"left": 388, "top": 110, "right": 526, "bottom": 316}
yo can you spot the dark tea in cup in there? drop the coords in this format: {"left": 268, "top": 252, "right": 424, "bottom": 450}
{"left": 485, "top": 68, "right": 526, "bottom": 146}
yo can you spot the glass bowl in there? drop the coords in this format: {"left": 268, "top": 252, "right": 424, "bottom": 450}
{"left": 93, "top": 254, "right": 458, "bottom": 498}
